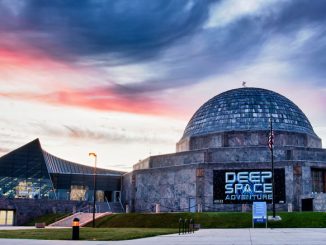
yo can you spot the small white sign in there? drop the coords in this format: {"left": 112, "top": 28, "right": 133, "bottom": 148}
{"left": 253, "top": 202, "right": 267, "bottom": 225}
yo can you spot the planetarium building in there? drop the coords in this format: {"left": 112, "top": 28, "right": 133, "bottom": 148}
{"left": 1, "top": 87, "right": 326, "bottom": 222}
{"left": 122, "top": 87, "right": 326, "bottom": 212}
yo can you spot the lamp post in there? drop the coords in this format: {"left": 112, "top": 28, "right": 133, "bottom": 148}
{"left": 89, "top": 152, "right": 97, "bottom": 228}
{"left": 269, "top": 116, "right": 276, "bottom": 218}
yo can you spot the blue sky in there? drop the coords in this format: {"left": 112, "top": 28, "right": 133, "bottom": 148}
{"left": 0, "top": 0, "right": 325, "bottom": 170}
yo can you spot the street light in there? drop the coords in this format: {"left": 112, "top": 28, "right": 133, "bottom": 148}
{"left": 269, "top": 116, "right": 276, "bottom": 218}
{"left": 89, "top": 152, "right": 97, "bottom": 228}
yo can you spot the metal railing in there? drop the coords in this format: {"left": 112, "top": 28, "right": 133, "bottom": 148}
{"left": 105, "top": 196, "right": 112, "bottom": 212}
{"left": 118, "top": 197, "right": 125, "bottom": 212}
{"left": 178, "top": 218, "right": 195, "bottom": 235}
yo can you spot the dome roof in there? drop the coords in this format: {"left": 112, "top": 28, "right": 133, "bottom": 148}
{"left": 182, "top": 87, "right": 317, "bottom": 138}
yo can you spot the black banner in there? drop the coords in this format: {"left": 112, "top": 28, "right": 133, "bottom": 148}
{"left": 213, "top": 169, "right": 286, "bottom": 204}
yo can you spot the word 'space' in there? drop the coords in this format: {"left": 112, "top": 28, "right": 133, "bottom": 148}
{"left": 225, "top": 171, "right": 273, "bottom": 197}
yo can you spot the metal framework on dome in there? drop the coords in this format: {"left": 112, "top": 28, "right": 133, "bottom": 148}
{"left": 182, "top": 87, "right": 317, "bottom": 139}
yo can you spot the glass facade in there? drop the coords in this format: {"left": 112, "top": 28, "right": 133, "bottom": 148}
{"left": 0, "top": 139, "right": 124, "bottom": 202}
{"left": 183, "top": 88, "right": 317, "bottom": 138}
{"left": 0, "top": 139, "right": 54, "bottom": 199}
{"left": 50, "top": 173, "right": 121, "bottom": 201}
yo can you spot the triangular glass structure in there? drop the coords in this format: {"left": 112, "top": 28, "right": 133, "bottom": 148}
{"left": 0, "top": 139, "right": 124, "bottom": 201}
{"left": 0, "top": 139, "right": 55, "bottom": 199}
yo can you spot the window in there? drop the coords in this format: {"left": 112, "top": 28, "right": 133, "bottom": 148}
{"left": 70, "top": 185, "right": 88, "bottom": 201}
{"left": 0, "top": 210, "right": 14, "bottom": 226}
{"left": 311, "top": 169, "right": 326, "bottom": 193}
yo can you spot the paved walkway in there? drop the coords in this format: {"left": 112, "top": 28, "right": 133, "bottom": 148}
{"left": 0, "top": 228, "right": 326, "bottom": 244}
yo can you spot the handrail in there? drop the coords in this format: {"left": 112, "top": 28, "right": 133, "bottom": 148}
{"left": 105, "top": 196, "right": 112, "bottom": 212}
{"left": 118, "top": 197, "right": 125, "bottom": 212}
{"left": 76, "top": 205, "right": 91, "bottom": 213}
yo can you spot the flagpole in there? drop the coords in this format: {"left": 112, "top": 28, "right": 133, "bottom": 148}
{"left": 270, "top": 116, "right": 276, "bottom": 218}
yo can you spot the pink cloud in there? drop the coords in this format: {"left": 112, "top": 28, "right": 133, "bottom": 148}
{"left": 0, "top": 86, "right": 180, "bottom": 117}
{"left": 0, "top": 42, "right": 182, "bottom": 117}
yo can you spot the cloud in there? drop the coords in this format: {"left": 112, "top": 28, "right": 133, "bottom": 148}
{"left": 205, "top": 0, "right": 286, "bottom": 29}
{"left": 1, "top": 0, "right": 326, "bottom": 106}
{"left": 0, "top": 147, "right": 10, "bottom": 154}
{"left": 139, "top": 0, "right": 326, "bottom": 92}
{"left": 31, "top": 122, "right": 176, "bottom": 145}
{"left": 0, "top": 85, "right": 180, "bottom": 116}
{"left": 0, "top": 0, "right": 214, "bottom": 62}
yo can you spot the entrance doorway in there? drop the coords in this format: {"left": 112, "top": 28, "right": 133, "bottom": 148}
{"left": 0, "top": 210, "right": 14, "bottom": 226}
{"left": 104, "top": 191, "right": 112, "bottom": 202}
{"left": 302, "top": 198, "right": 313, "bottom": 211}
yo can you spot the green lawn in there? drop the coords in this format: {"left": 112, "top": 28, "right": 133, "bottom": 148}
{"left": 92, "top": 212, "right": 326, "bottom": 228}
{"left": 24, "top": 213, "right": 70, "bottom": 226}
{"left": 1, "top": 212, "right": 326, "bottom": 241}
{"left": 0, "top": 228, "right": 178, "bottom": 241}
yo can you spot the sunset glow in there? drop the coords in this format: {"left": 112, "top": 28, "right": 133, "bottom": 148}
{"left": 0, "top": 0, "right": 325, "bottom": 171}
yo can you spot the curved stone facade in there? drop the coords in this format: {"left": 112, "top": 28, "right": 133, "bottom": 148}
{"left": 177, "top": 130, "right": 322, "bottom": 152}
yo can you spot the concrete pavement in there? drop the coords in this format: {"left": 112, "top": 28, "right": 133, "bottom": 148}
{"left": 0, "top": 228, "right": 326, "bottom": 244}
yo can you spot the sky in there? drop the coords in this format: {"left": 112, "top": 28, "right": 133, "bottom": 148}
{"left": 0, "top": 0, "right": 325, "bottom": 171}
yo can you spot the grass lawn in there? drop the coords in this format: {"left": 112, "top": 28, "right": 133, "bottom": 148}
{"left": 6, "top": 211, "right": 325, "bottom": 241}
{"left": 24, "top": 213, "right": 70, "bottom": 226}
{"left": 92, "top": 212, "right": 326, "bottom": 229}
{"left": 0, "top": 228, "right": 178, "bottom": 241}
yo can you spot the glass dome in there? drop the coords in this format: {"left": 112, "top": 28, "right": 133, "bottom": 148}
{"left": 182, "top": 87, "right": 317, "bottom": 138}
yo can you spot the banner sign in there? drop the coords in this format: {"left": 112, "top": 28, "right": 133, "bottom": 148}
{"left": 213, "top": 169, "right": 285, "bottom": 204}
{"left": 252, "top": 202, "right": 267, "bottom": 223}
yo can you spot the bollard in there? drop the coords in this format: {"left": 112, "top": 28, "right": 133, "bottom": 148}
{"left": 183, "top": 219, "right": 187, "bottom": 234}
{"left": 188, "top": 219, "right": 192, "bottom": 233}
{"left": 184, "top": 219, "right": 188, "bottom": 234}
{"left": 187, "top": 219, "right": 190, "bottom": 233}
{"left": 178, "top": 218, "right": 183, "bottom": 235}
{"left": 72, "top": 218, "right": 80, "bottom": 240}
{"left": 191, "top": 219, "right": 195, "bottom": 233}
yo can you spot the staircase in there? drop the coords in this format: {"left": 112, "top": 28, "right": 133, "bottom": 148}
{"left": 109, "top": 202, "right": 124, "bottom": 213}
{"left": 48, "top": 200, "right": 124, "bottom": 227}
{"left": 95, "top": 200, "right": 124, "bottom": 213}
{"left": 49, "top": 212, "right": 111, "bottom": 227}
{"left": 96, "top": 202, "right": 111, "bottom": 213}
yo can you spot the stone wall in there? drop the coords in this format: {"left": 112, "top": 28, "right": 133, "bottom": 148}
{"left": 312, "top": 194, "right": 326, "bottom": 211}
{"left": 123, "top": 159, "right": 326, "bottom": 212}
{"left": 124, "top": 165, "right": 197, "bottom": 212}
{"left": 300, "top": 193, "right": 326, "bottom": 211}
{"left": 133, "top": 158, "right": 150, "bottom": 170}
{"left": 292, "top": 148, "right": 326, "bottom": 162}
{"left": 189, "top": 134, "right": 223, "bottom": 150}
{"left": 125, "top": 135, "right": 326, "bottom": 213}
{"left": 133, "top": 150, "right": 205, "bottom": 170}
{"left": 176, "top": 137, "right": 190, "bottom": 152}
{"left": 121, "top": 172, "right": 134, "bottom": 211}
{"left": 0, "top": 198, "right": 88, "bottom": 225}
{"left": 132, "top": 146, "right": 326, "bottom": 171}
{"left": 176, "top": 130, "right": 322, "bottom": 152}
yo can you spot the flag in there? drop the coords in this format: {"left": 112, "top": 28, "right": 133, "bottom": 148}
{"left": 268, "top": 130, "right": 274, "bottom": 150}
